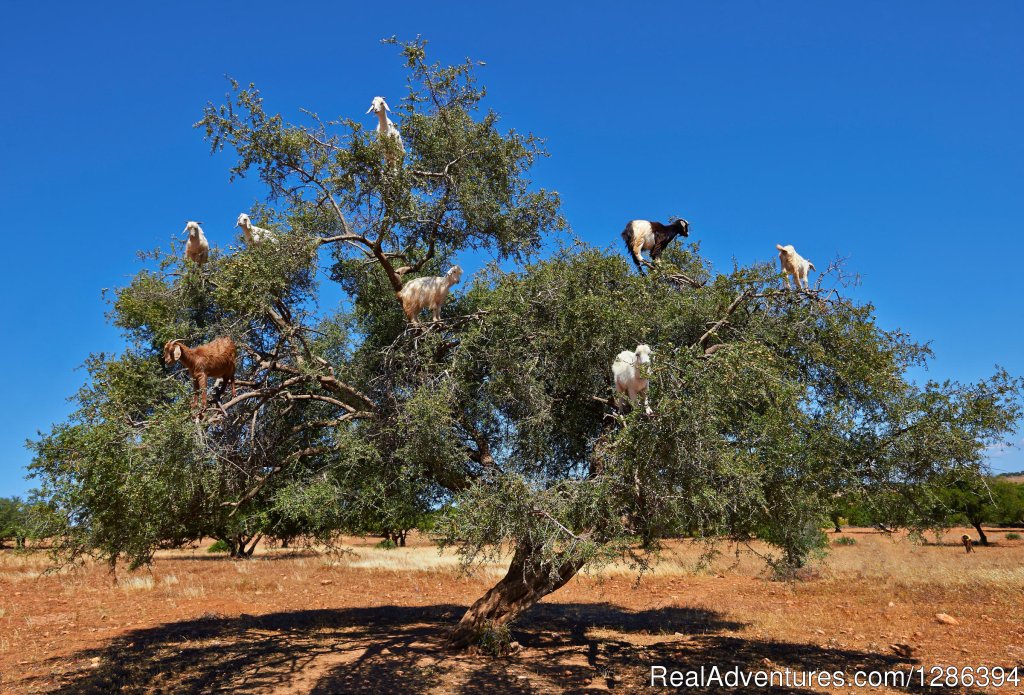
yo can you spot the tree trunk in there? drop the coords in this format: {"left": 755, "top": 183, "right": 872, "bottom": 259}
{"left": 446, "top": 542, "right": 585, "bottom": 650}
{"left": 972, "top": 520, "right": 989, "bottom": 546}
{"left": 830, "top": 513, "right": 842, "bottom": 533}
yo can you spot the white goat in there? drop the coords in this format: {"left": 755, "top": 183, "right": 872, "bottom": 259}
{"left": 612, "top": 344, "right": 653, "bottom": 416}
{"left": 235, "top": 213, "right": 277, "bottom": 246}
{"left": 366, "top": 96, "right": 405, "bottom": 165}
{"left": 776, "top": 244, "right": 815, "bottom": 290}
{"left": 397, "top": 266, "right": 463, "bottom": 323}
{"left": 184, "top": 221, "right": 209, "bottom": 265}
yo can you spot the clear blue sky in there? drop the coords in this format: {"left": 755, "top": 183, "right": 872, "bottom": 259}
{"left": 1, "top": 1, "right": 1022, "bottom": 498}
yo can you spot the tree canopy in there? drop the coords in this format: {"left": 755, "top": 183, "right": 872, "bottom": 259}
{"left": 28, "top": 38, "right": 1023, "bottom": 649}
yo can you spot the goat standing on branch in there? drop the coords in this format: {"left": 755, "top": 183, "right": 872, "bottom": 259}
{"left": 397, "top": 266, "right": 463, "bottom": 324}
{"left": 777, "top": 243, "right": 815, "bottom": 290}
{"left": 621, "top": 218, "right": 690, "bottom": 272}
{"left": 184, "top": 221, "right": 209, "bottom": 265}
{"left": 235, "top": 213, "right": 276, "bottom": 246}
{"left": 163, "top": 337, "right": 238, "bottom": 410}
{"left": 612, "top": 344, "right": 653, "bottom": 416}
{"left": 366, "top": 96, "right": 405, "bottom": 166}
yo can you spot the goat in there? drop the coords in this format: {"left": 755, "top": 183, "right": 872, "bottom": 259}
{"left": 184, "top": 221, "right": 209, "bottom": 265}
{"left": 366, "top": 96, "right": 405, "bottom": 165}
{"left": 396, "top": 266, "right": 463, "bottom": 324}
{"left": 612, "top": 344, "right": 653, "bottom": 416}
{"left": 776, "top": 244, "right": 815, "bottom": 290}
{"left": 962, "top": 534, "right": 974, "bottom": 554}
{"left": 163, "top": 337, "right": 238, "bottom": 410}
{"left": 235, "top": 213, "right": 277, "bottom": 246}
{"left": 621, "top": 218, "right": 689, "bottom": 272}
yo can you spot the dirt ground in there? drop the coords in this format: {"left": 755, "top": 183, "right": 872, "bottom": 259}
{"left": 1, "top": 527, "right": 1022, "bottom": 694}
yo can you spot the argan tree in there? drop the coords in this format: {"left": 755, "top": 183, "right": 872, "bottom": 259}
{"left": 935, "top": 475, "right": 1024, "bottom": 545}
{"left": 29, "top": 39, "right": 1023, "bottom": 649}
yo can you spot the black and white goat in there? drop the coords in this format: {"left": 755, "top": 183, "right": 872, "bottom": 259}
{"left": 621, "top": 218, "right": 690, "bottom": 271}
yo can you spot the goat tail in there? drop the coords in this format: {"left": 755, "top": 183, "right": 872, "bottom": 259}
{"left": 621, "top": 224, "right": 634, "bottom": 246}
{"left": 621, "top": 224, "right": 644, "bottom": 271}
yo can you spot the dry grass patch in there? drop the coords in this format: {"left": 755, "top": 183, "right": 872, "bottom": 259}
{"left": 119, "top": 576, "right": 155, "bottom": 591}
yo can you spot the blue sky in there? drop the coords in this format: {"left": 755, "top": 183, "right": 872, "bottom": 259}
{"left": 1, "top": 1, "right": 1021, "bottom": 497}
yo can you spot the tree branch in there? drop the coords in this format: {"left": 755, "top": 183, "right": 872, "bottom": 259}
{"left": 696, "top": 290, "right": 751, "bottom": 348}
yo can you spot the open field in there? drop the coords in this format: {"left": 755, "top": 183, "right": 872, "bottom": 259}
{"left": 1, "top": 528, "right": 1022, "bottom": 694}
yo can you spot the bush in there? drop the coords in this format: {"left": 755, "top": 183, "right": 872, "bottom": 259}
{"left": 207, "top": 540, "right": 230, "bottom": 553}
{"left": 475, "top": 620, "right": 513, "bottom": 656}
{"left": 834, "top": 536, "right": 856, "bottom": 546}
{"left": 1005, "top": 532, "right": 1021, "bottom": 540}
{"left": 375, "top": 538, "right": 397, "bottom": 550}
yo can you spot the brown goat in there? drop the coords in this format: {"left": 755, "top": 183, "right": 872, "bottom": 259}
{"left": 621, "top": 218, "right": 690, "bottom": 272}
{"left": 962, "top": 534, "right": 974, "bottom": 554}
{"left": 163, "top": 337, "right": 238, "bottom": 410}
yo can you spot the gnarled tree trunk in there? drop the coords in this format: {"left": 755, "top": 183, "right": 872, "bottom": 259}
{"left": 447, "top": 542, "right": 585, "bottom": 650}
{"left": 972, "top": 520, "right": 989, "bottom": 546}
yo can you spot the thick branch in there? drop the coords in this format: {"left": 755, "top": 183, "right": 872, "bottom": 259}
{"left": 696, "top": 290, "right": 751, "bottom": 348}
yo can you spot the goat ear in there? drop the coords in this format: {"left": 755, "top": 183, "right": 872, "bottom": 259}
{"left": 383, "top": 99, "right": 391, "bottom": 112}
{"left": 173, "top": 345, "right": 182, "bottom": 361}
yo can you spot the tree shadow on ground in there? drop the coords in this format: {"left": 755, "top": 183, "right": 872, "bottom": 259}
{"left": 27, "top": 603, "right": 972, "bottom": 694}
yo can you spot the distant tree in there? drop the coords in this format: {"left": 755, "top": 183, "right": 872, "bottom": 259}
{"left": 27, "top": 38, "right": 1024, "bottom": 650}
{"left": 937, "top": 477, "right": 1024, "bottom": 545}
{"left": 991, "top": 481, "right": 1024, "bottom": 526}
{"left": 0, "top": 497, "right": 29, "bottom": 549}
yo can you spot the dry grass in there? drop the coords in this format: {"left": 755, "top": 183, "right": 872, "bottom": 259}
{"left": 119, "top": 576, "right": 155, "bottom": 591}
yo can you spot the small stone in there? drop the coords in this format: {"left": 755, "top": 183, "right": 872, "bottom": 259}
{"left": 935, "top": 613, "right": 959, "bottom": 626}
{"left": 888, "top": 601, "right": 896, "bottom": 607}
{"left": 320, "top": 579, "right": 333, "bottom": 585}
{"left": 889, "top": 643, "right": 914, "bottom": 658}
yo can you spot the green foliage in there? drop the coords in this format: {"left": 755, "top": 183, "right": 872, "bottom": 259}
{"left": 0, "top": 497, "right": 33, "bottom": 548}
{"left": 1006, "top": 532, "right": 1022, "bottom": 540}
{"left": 375, "top": 538, "right": 397, "bottom": 550}
{"left": 474, "top": 620, "right": 513, "bottom": 657}
{"left": 933, "top": 476, "right": 1024, "bottom": 529}
{"left": 833, "top": 536, "right": 856, "bottom": 546}
{"left": 207, "top": 539, "right": 230, "bottom": 553}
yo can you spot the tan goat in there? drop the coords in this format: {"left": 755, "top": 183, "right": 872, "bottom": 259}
{"left": 776, "top": 244, "right": 815, "bottom": 290}
{"left": 163, "top": 337, "right": 237, "bottom": 410}
{"left": 184, "top": 221, "right": 210, "bottom": 265}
